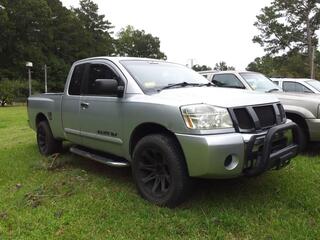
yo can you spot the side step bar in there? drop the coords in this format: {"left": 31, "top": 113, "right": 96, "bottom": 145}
{"left": 70, "top": 146, "right": 130, "bottom": 168}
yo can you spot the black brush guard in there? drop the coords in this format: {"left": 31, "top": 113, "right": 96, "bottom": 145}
{"left": 244, "top": 121, "right": 301, "bottom": 177}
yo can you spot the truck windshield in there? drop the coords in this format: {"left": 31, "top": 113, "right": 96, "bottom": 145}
{"left": 120, "top": 60, "right": 209, "bottom": 93}
{"left": 240, "top": 73, "right": 281, "bottom": 92}
{"left": 306, "top": 80, "right": 320, "bottom": 92}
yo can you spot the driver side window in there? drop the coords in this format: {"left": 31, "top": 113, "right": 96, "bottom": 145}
{"left": 85, "top": 64, "right": 119, "bottom": 96}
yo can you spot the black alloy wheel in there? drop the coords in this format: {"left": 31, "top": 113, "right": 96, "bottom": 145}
{"left": 132, "top": 134, "right": 192, "bottom": 207}
{"left": 36, "top": 121, "right": 62, "bottom": 156}
{"left": 137, "top": 147, "right": 172, "bottom": 197}
{"left": 37, "top": 123, "right": 48, "bottom": 154}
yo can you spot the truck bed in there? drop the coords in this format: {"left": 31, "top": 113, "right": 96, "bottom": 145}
{"left": 27, "top": 93, "right": 65, "bottom": 139}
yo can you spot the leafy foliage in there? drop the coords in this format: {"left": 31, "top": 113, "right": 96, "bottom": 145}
{"left": 253, "top": 0, "right": 320, "bottom": 78}
{"left": 253, "top": 0, "right": 320, "bottom": 54}
{"left": 72, "top": 0, "right": 114, "bottom": 56}
{"left": 0, "top": 80, "right": 27, "bottom": 105}
{"left": 247, "top": 50, "right": 320, "bottom": 79}
{"left": 0, "top": 0, "right": 52, "bottom": 80}
{"left": 116, "top": 25, "right": 167, "bottom": 59}
{"left": 0, "top": 0, "right": 167, "bottom": 98}
{"left": 214, "top": 61, "right": 235, "bottom": 71}
{"left": 192, "top": 64, "right": 212, "bottom": 72}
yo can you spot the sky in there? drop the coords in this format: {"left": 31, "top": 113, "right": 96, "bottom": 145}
{"left": 60, "top": 0, "right": 272, "bottom": 70}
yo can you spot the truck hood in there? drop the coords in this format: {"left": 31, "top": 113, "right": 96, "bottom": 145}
{"left": 145, "top": 87, "right": 279, "bottom": 108}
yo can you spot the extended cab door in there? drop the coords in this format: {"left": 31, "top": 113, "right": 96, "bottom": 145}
{"left": 79, "top": 61, "right": 125, "bottom": 157}
{"left": 61, "top": 63, "right": 87, "bottom": 144}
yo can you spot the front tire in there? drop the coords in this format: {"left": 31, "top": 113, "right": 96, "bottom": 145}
{"left": 36, "top": 121, "right": 62, "bottom": 156}
{"left": 297, "top": 126, "right": 307, "bottom": 152}
{"left": 132, "top": 134, "right": 192, "bottom": 207}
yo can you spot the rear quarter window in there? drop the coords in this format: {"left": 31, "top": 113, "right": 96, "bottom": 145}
{"left": 69, "top": 64, "right": 86, "bottom": 95}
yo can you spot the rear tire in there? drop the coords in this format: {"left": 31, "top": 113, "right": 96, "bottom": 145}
{"left": 36, "top": 121, "right": 62, "bottom": 156}
{"left": 132, "top": 134, "right": 192, "bottom": 207}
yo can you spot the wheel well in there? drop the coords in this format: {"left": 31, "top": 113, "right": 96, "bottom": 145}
{"left": 286, "top": 112, "right": 310, "bottom": 140}
{"left": 35, "top": 113, "right": 48, "bottom": 127}
{"left": 129, "top": 123, "right": 184, "bottom": 158}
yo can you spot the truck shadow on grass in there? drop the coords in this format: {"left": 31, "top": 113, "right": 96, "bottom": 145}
{"left": 190, "top": 176, "right": 282, "bottom": 203}
{"left": 54, "top": 148, "right": 303, "bottom": 208}
{"left": 39, "top": 144, "right": 316, "bottom": 211}
{"left": 56, "top": 144, "right": 133, "bottom": 183}
{"left": 302, "top": 142, "right": 320, "bottom": 156}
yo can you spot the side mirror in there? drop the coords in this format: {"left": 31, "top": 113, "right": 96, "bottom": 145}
{"left": 94, "top": 79, "right": 124, "bottom": 97}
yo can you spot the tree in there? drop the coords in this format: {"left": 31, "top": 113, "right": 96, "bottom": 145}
{"left": 192, "top": 64, "right": 212, "bottom": 72}
{"left": 0, "top": 0, "right": 117, "bottom": 92}
{"left": 116, "top": 25, "right": 166, "bottom": 59}
{"left": 0, "top": 80, "right": 15, "bottom": 106}
{"left": 0, "top": 0, "right": 52, "bottom": 80}
{"left": 0, "top": 0, "right": 168, "bottom": 98}
{"left": 0, "top": 0, "right": 9, "bottom": 57}
{"left": 0, "top": 0, "right": 12, "bottom": 79}
{"left": 45, "top": 0, "right": 95, "bottom": 91}
{"left": 253, "top": 0, "right": 320, "bottom": 78}
{"left": 0, "top": 80, "right": 28, "bottom": 106}
{"left": 213, "top": 61, "right": 235, "bottom": 71}
{"left": 246, "top": 50, "right": 320, "bottom": 79}
{"left": 73, "top": 0, "right": 114, "bottom": 56}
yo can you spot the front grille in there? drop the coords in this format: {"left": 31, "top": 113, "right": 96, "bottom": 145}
{"left": 233, "top": 108, "right": 254, "bottom": 130}
{"left": 230, "top": 103, "right": 283, "bottom": 133}
{"left": 253, "top": 105, "right": 276, "bottom": 128}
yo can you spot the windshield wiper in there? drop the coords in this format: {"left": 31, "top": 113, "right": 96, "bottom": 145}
{"left": 230, "top": 86, "right": 246, "bottom": 89}
{"left": 266, "top": 88, "right": 280, "bottom": 93}
{"left": 199, "top": 82, "right": 216, "bottom": 87}
{"left": 158, "top": 82, "right": 201, "bottom": 92}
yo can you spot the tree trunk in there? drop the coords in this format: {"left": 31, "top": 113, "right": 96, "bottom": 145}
{"left": 311, "top": 46, "right": 315, "bottom": 79}
{"left": 306, "top": 16, "right": 315, "bottom": 79}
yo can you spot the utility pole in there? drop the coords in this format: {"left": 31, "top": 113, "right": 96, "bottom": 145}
{"left": 311, "top": 46, "right": 315, "bottom": 79}
{"left": 44, "top": 64, "right": 48, "bottom": 93}
{"left": 26, "top": 62, "right": 33, "bottom": 96}
{"left": 187, "top": 58, "right": 195, "bottom": 68}
{"left": 28, "top": 69, "right": 32, "bottom": 96}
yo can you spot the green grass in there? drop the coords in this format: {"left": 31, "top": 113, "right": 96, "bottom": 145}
{"left": 0, "top": 106, "right": 319, "bottom": 239}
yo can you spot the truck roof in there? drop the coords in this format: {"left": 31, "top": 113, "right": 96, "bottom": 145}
{"left": 73, "top": 56, "right": 166, "bottom": 65}
{"left": 198, "top": 70, "right": 258, "bottom": 75}
{"left": 271, "top": 78, "right": 315, "bottom": 82}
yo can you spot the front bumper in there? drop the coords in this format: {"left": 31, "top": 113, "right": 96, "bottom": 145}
{"left": 176, "top": 121, "right": 300, "bottom": 178}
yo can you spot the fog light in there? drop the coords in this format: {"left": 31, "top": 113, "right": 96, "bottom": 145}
{"left": 224, "top": 154, "right": 239, "bottom": 170}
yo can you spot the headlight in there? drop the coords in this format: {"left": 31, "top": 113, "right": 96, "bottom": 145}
{"left": 180, "top": 104, "right": 233, "bottom": 130}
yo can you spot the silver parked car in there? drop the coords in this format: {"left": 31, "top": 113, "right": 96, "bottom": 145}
{"left": 200, "top": 70, "right": 320, "bottom": 149}
{"left": 271, "top": 78, "right": 320, "bottom": 94}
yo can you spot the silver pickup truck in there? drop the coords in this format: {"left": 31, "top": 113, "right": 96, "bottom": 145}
{"left": 28, "top": 57, "right": 300, "bottom": 207}
{"left": 200, "top": 70, "right": 320, "bottom": 149}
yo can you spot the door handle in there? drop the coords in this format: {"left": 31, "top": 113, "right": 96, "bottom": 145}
{"left": 80, "top": 102, "right": 90, "bottom": 109}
